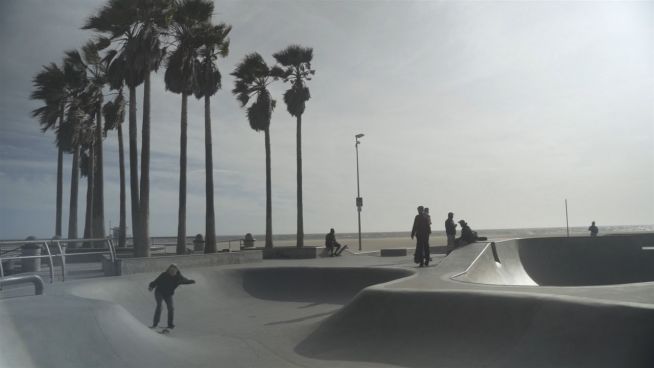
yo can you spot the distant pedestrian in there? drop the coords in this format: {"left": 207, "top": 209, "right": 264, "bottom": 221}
{"left": 411, "top": 206, "right": 431, "bottom": 267}
{"left": 149, "top": 264, "right": 195, "bottom": 330}
{"left": 445, "top": 212, "right": 457, "bottom": 251}
{"left": 588, "top": 221, "right": 599, "bottom": 237}
{"left": 325, "top": 228, "right": 344, "bottom": 256}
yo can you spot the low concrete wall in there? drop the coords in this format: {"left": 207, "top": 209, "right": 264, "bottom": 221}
{"left": 263, "top": 246, "right": 317, "bottom": 259}
{"left": 103, "top": 250, "right": 263, "bottom": 276}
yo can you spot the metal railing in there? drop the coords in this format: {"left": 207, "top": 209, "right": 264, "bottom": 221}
{"left": 149, "top": 238, "right": 249, "bottom": 253}
{"left": 0, "top": 275, "right": 44, "bottom": 295}
{"left": 0, "top": 238, "right": 115, "bottom": 283}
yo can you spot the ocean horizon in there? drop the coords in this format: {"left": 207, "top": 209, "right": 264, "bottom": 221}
{"left": 130, "top": 224, "right": 654, "bottom": 243}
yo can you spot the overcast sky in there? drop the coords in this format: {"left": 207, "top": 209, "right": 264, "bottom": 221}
{"left": 1, "top": 0, "right": 652, "bottom": 239}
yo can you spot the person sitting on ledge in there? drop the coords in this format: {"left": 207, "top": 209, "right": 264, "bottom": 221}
{"left": 456, "top": 220, "right": 478, "bottom": 246}
{"left": 325, "top": 228, "right": 342, "bottom": 256}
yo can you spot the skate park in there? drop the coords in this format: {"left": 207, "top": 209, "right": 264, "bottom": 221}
{"left": 2, "top": 233, "right": 654, "bottom": 368}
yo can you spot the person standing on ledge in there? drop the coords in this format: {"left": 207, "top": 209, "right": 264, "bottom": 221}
{"left": 445, "top": 212, "right": 457, "bottom": 252}
{"left": 411, "top": 206, "right": 431, "bottom": 267}
{"left": 588, "top": 221, "right": 599, "bottom": 237}
{"left": 149, "top": 264, "right": 195, "bottom": 330}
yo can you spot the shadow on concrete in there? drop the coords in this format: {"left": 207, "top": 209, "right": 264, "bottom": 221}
{"left": 240, "top": 267, "right": 414, "bottom": 304}
{"left": 296, "top": 289, "right": 654, "bottom": 368}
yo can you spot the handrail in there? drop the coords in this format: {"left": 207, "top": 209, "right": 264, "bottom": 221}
{"left": 0, "top": 275, "right": 44, "bottom": 295}
{"left": 42, "top": 241, "right": 55, "bottom": 282}
{"left": 55, "top": 240, "right": 66, "bottom": 282}
{"left": 0, "top": 237, "right": 115, "bottom": 281}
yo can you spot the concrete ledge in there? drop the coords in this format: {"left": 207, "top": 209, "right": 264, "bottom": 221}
{"left": 430, "top": 245, "right": 449, "bottom": 254}
{"left": 103, "top": 250, "right": 263, "bottom": 276}
{"left": 380, "top": 248, "right": 408, "bottom": 257}
{"left": 262, "top": 246, "right": 317, "bottom": 259}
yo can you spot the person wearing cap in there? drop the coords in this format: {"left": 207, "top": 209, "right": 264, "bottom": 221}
{"left": 148, "top": 264, "right": 196, "bottom": 329}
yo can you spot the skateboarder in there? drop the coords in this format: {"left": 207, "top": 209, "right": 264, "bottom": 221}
{"left": 148, "top": 264, "right": 195, "bottom": 330}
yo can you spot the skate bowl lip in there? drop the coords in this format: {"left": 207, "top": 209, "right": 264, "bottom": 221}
{"left": 449, "top": 233, "right": 654, "bottom": 288}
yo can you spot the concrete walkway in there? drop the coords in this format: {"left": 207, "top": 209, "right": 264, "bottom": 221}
{"left": 1, "top": 235, "right": 653, "bottom": 368}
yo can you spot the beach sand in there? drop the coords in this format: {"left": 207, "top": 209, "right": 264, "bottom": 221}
{"left": 249, "top": 235, "right": 449, "bottom": 252}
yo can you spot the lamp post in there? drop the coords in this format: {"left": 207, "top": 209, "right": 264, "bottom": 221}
{"left": 355, "top": 133, "right": 364, "bottom": 251}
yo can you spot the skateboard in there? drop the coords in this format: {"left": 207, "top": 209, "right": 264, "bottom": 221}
{"left": 335, "top": 244, "right": 348, "bottom": 256}
{"left": 158, "top": 327, "right": 171, "bottom": 334}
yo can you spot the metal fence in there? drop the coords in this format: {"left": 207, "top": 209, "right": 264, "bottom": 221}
{"left": 0, "top": 238, "right": 115, "bottom": 283}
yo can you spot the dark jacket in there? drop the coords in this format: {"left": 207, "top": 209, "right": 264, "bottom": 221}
{"left": 411, "top": 214, "right": 430, "bottom": 238}
{"left": 459, "top": 224, "right": 476, "bottom": 244}
{"left": 445, "top": 218, "right": 457, "bottom": 235}
{"left": 325, "top": 232, "right": 337, "bottom": 247}
{"left": 149, "top": 272, "right": 195, "bottom": 296}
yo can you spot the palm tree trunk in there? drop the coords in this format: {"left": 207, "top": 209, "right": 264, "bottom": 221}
{"left": 68, "top": 144, "right": 80, "bottom": 244}
{"left": 296, "top": 114, "right": 303, "bottom": 248}
{"left": 128, "top": 85, "right": 140, "bottom": 253}
{"left": 264, "top": 127, "right": 273, "bottom": 249}
{"left": 138, "top": 70, "right": 151, "bottom": 257}
{"left": 83, "top": 145, "right": 95, "bottom": 247}
{"left": 93, "top": 101, "right": 105, "bottom": 238}
{"left": 55, "top": 106, "right": 65, "bottom": 238}
{"left": 56, "top": 146, "right": 64, "bottom": 238}
{"left": 176, "top": 93, "right": 188, "bottom": 255}
{"left": 204, "top": 95, "right": 216, "bottom": 253}
{"left": 117, "top": 122, "right": 126, "bottom": 248}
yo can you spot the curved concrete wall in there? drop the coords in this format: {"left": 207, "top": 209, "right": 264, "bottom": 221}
{"left": 456, "top": 233, "right": 654, "bottom": 286}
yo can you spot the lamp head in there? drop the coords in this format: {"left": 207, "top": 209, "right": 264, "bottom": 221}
{"left": 355, "top": 133, "right": 365, "bottom": 139}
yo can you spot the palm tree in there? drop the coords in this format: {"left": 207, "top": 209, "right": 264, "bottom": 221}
{"left": 272, "top": 45, "right": 315, "bottom": 248}
{"left": 103, "top": 92, "right": 127, "bottom": 247}
{"left": 194, "top": 22, "right": 231, "bottom": 253}
{"left": 165, "top": 0, "right": 214, "bottom": 255}
{"left": 84, "top": 1, "right": 143, "bottom": 252}
{"left": 31, "top": 58, "right": 87, "bottom": 240}
{"left": 65, "top": 42, "right": 109, "bottom": 239}
{"left": 232, "top": 53, "right": 276, "bottom": 249}
{"left": 55, "top": 71, "right": 93, "bottom": 244}
{"left": 31, "top": 63, "right": 68, "bottom": 238}
{"left": 84, "top": 0, "right": 173, "bottom": 256}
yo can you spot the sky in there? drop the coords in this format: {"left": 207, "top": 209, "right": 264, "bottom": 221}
{"left": 0, "top": 0, "right": 652, "bottom": 239}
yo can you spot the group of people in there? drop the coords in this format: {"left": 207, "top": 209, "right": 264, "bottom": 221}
{"left": 411, "top": 206, "right": 481, "bottom": 266}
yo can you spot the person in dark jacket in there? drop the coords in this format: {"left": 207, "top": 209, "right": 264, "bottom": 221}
{"left": 457, "top": 220, "right": 477, "bottom": 246}
{"left": 588, "top": 221, "right": 599, "bottom": 237}
{"left": 411, "top": 206, "right": 431, "bottom": 267}
{"left": 148, "top": 264, "right": 195, "bottom": 329}
{"left": 445, "top": 212, "right": 457, "bottom": 253}
{"left": 325, "top": 228, "right": 342, "bottom": 256}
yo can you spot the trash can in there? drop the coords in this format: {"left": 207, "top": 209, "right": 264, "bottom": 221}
{"left": 193, "top": 234, "right": 205, "bottom": 252}
{"left": 242, "top": 233, "right": 255, "bottom": 248}
{"left": 21, "top": 241, "right": 42, "bottom": 273}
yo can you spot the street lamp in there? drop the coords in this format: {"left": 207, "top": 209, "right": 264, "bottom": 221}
{"left": 355, "top": 133, "right": 364, "bottom": 251}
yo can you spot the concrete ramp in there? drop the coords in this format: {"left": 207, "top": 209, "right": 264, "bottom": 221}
{"left": 455, "top": 234, "right": 654, "bottom": 286}
{"left": 1, "top": 266, "right": 414, "bottom": 368}
{"left": 297, "top": 288, "right": 654, "bottom": 368}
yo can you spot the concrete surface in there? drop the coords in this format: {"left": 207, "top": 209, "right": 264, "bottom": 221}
{"left": 1, "top": 234, "right": 654, "bottom": 368}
